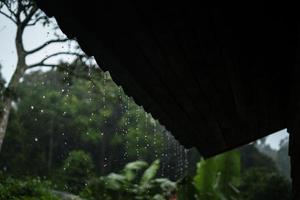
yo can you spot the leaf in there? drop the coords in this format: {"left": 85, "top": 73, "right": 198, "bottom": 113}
{"left": 140, "top": 160, "right": 160, "bottom": 185}
{"left": 152, "top": 194, "right": 165, "bottom": 200}
{"left": 193, "top": 150, "right": 241, "bottom": 200}
{"left": 193, "top": 158, "right": 218, "bottom": 200}
{"left": 123, "top": 161, "right": 148, "bottom": 182}
{"left": 104, "top": 173, "right": 126, "bottom": 190}
{"left": 214, "top": 150, "right": 241, "bottom": 199}
{"left": 154, "top": 178, "right": 177, "bottom": 194}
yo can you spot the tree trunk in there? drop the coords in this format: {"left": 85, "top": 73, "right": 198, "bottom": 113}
{"left": 0, "top": 97, "right": 12, "bottom": 151}
{"left": 288, "top": 130, "right": 300, "bottom": 200}
{"left": 0, "top": 22, "right": 27, "bottom": 152}
{"left": 0, "top": 58, "right": 26, "bottom": 151}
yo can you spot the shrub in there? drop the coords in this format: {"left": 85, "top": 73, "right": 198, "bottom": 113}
{"left": 0, "top": 176, "right": 59, "bottom": 200}
{"left": 60, "top": 150, "right": 95, "bottom": 194}
{"left": 80, "top": 160, "right": 177, "bottom": 200}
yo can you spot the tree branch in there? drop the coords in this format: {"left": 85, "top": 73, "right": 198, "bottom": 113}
{"left": 20, "top": 5, "right": 38, "bottom": 29}
{"left": 0, "top": 9, "right": 17, "bottom": 24}
{"left": 28, "top": 63, "right": 57, "bottom": 68}
{"left": 27, "top": 52, "right": 86, "bottom": 69}
{"left": 25, "top": 38, "right": 70, "bottom": 54}
{"left": 1, "top": 1, "right": 18, "bottom": 19}
{"left": 27, "top": 15, "right": 47, "bottom": 26}
{"left": 55, "top": 64, "right": 101, "bottom": 89}
{"left": 21, "top": 1, "right": 35, "bottom": 18}
{"left": 15, "top": 0, "right": 22, "bottom": 23}
{"left": 26, "top": 62, "right": 98, "bottom": 88}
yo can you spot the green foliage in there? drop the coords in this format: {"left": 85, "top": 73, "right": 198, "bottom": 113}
{"left": 239, "top": 167, "right": 292, "bottom": 200}
{"left": 140, "top": 160, "right": 160, "bottom": 185}
{"left": 0, "top": 176, "right": 59, "bottom": 200}
{"left": 214, "top": 150, "right": 240, "bottom": 199}
{"left": 194, "top": 158, "right": 217, "bottom": 199}
{"left": 60, "top": 150, "right": 94, "bottom": 194}
{"left": 123, "top": 161, "right": 148, "bottom": 182}
{"left": 80, "top": 160, "right": 177, "bottom": 200}
{"left": 0, "top": 64, "right": 170, "bottom": 177}
{"left": 193, "top": 150, "right": 240, "bottom": 200}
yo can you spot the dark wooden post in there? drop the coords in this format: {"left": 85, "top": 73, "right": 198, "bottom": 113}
{"left": 288, "top": 60, "right": 300, "bottom": 199}
{"left": 289, "top": 131, "right": 300, "bottom": 199}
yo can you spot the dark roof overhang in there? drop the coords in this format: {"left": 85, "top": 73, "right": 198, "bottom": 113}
{"left": 36, "top": 1, "right": 299, "bottom": 157}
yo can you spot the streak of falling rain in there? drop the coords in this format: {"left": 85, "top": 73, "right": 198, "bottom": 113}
{"left": 161, "top": 132, "right": 167, "bottom": 177}
{"left": 177, "top": 142, "right": 183, "bottom": 179}
{"left": 135, "top": 105, "right": 141, "bottom": 159}
{"left": 153, "top": 122, "right": 158, "bottom": 159}
{"left": 184, "top": 148, "right": 189, "bottom": 176}
{"left": 144, "top": 112, "right": 149, "bottom": 151}
{"left": 102, "top": 72, "right": 107, "bottom": 109}
{"left": 119, "top": 87, "right": 128, "bottom": 163}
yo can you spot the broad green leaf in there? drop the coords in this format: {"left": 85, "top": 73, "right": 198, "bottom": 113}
{"left": 193, "top": 150, "right": 241, "bottom": 200}
{"left": 140, "top": 160, "right": 160, "bottom": 185}
{"left": 105, "top": 173, "right": 126, "bottom": 190}
{"left": 123, "top": 161, "right": 148, "bottom": 181}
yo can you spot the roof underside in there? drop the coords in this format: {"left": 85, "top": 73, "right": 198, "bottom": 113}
{"left": 36, "top": 1, "right": 299, "bottom": 157}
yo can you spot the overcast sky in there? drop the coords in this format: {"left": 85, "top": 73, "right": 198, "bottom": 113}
{"left": 0, "top": 9, "right": 289, "bottom": 150}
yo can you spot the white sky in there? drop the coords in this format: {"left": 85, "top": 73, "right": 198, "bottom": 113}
{"left": 0, "top": 8, "right": 289, "bottom": 150}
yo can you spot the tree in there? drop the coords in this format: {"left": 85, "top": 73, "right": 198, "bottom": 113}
{"left": 240, "top": 144, "right": 277, "bottom": 173}
{"left": 239, "top": 167, "right": 292, "bottom": 200}
{"left": 0, "top": 0, "right": 85, "bottom": 151}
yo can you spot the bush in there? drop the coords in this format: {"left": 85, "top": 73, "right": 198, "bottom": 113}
{"left": 80, "top": 160, "right": 177, "bottom": 200}
{"left": 60, "top": 150, "right": 95, "bottom": 194}
{"left": 0, "top": 176, "right": 59, "bottom": 200}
